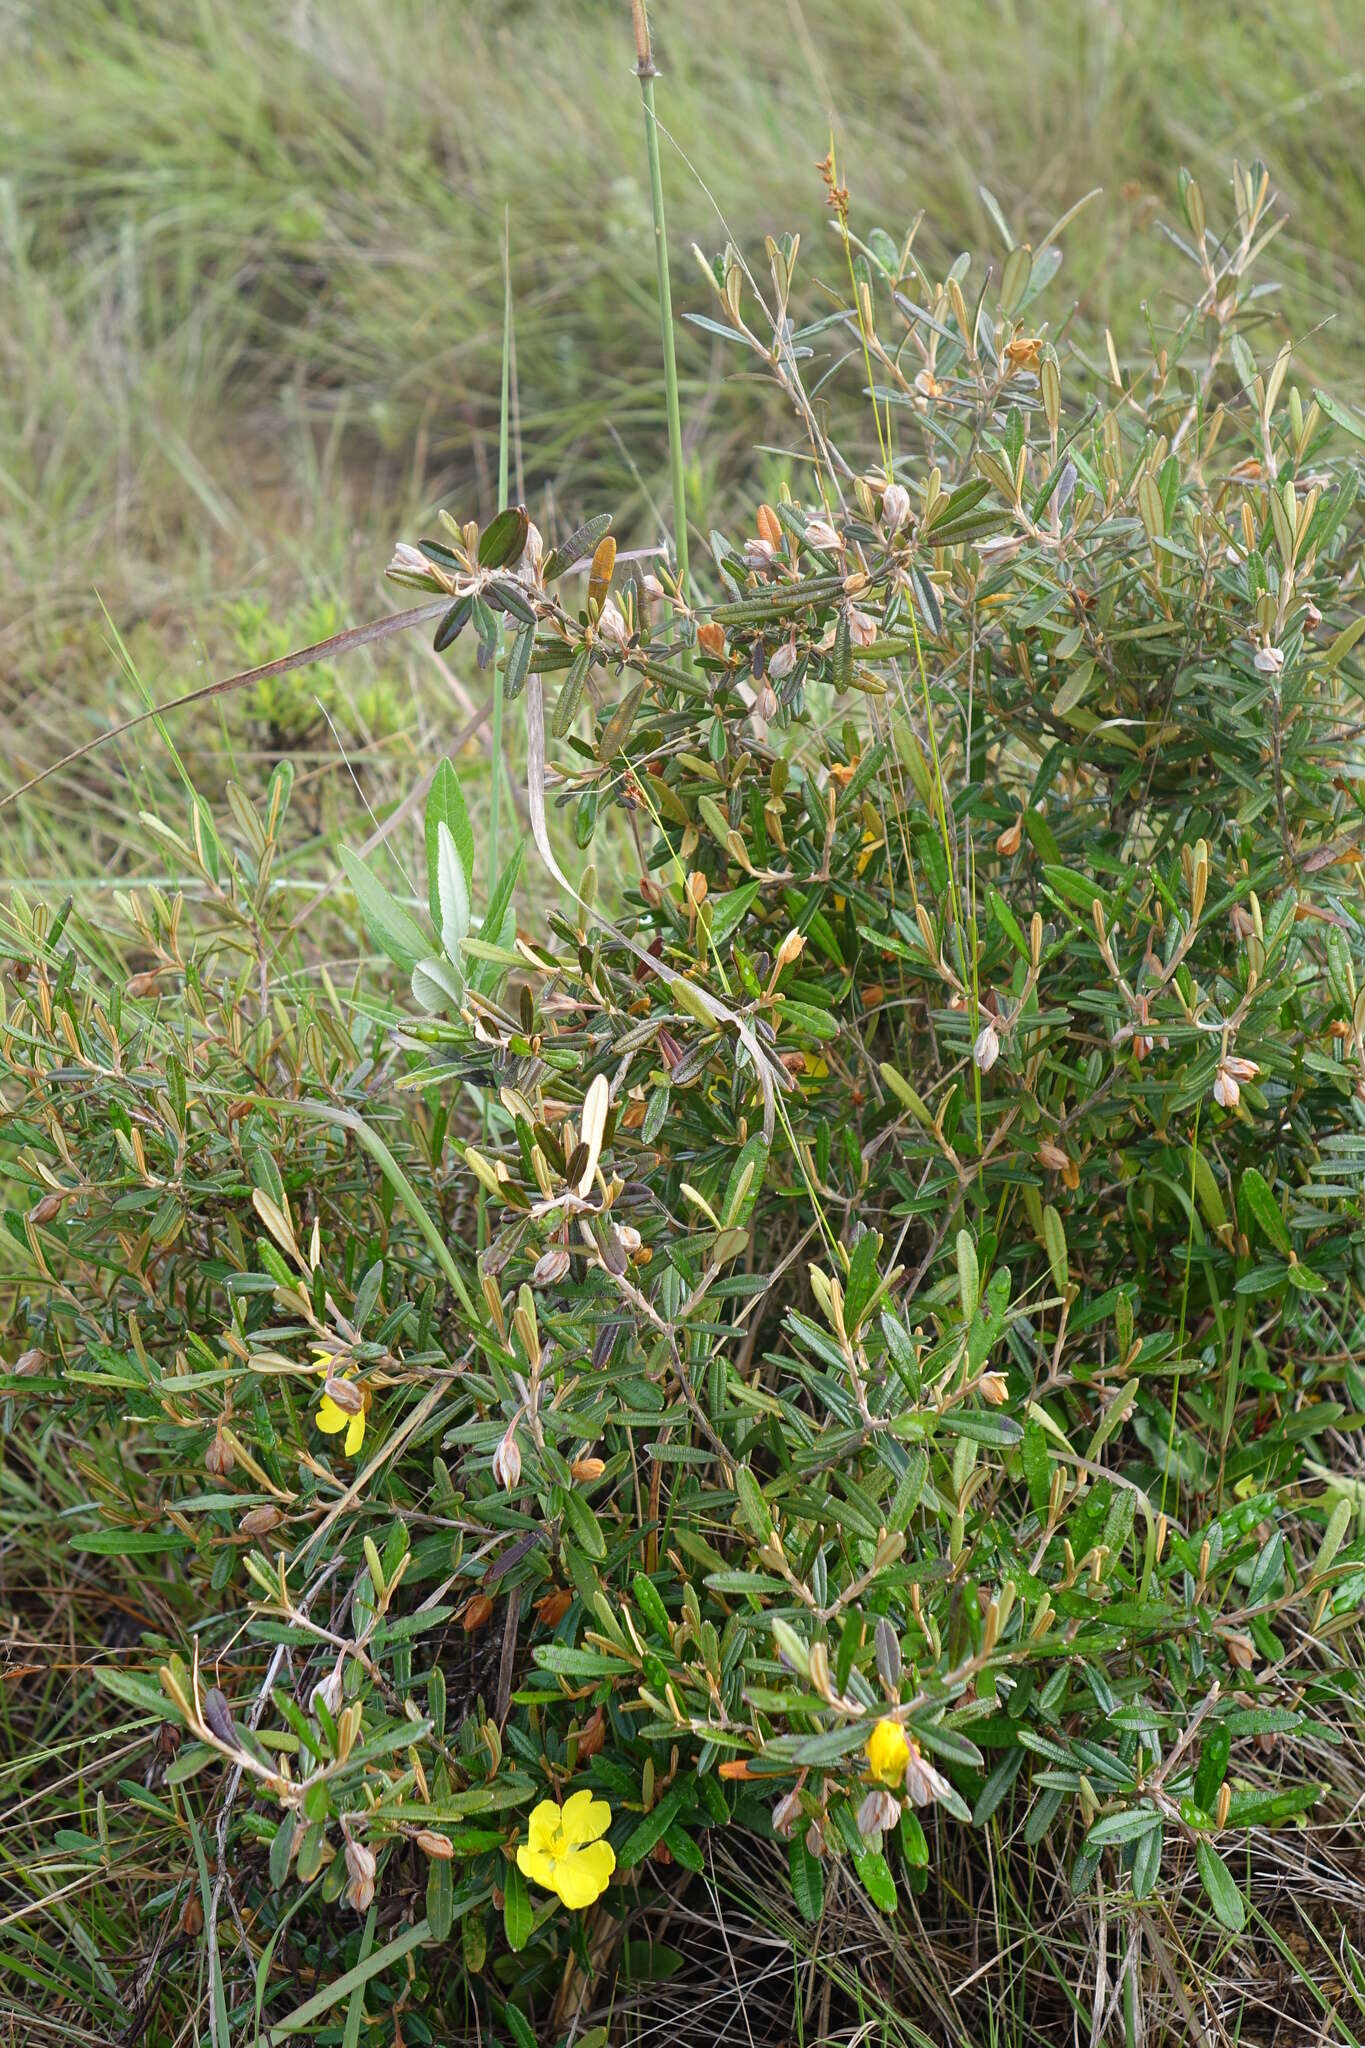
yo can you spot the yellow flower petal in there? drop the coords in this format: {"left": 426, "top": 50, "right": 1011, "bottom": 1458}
{"left": 559, "top": 1787, "right": 611, "bottom": 1845}
{"left": 525, "top": 1798, "right": 566, "bottom": 1857}
{"left": 344, "top": 1409, "right": 365, "bottom": 1457}
{"left": 315, "top": 1394, "right": 349, "bottom": 1436}
{"left": 866, "top": 1716, "right": 910, "bottom": 1786}
{"left": 551, "top": 1838, "right": 615, "bottom": 1909}
{"left": 516, "top": 1843, "right": 558, "bottom": 1891}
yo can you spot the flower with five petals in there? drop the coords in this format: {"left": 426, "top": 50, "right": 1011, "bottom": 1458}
{"left": 516, "top": 1789, "right": 615, "bottom": 1910}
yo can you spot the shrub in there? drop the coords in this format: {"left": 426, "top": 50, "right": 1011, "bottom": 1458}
{"left": 6, "top": 159, "right": 1365, "bottom": 2043}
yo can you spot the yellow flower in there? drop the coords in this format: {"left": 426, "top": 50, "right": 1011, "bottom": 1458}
{"left": 314, "top": 1376, "right": 369, "bottom": 1458}
{"left": 516, "top": 1789, "right": 615, "bottom": 1910}
{"left": 866, "top": 1716, "right": 910, "bottom": 1787}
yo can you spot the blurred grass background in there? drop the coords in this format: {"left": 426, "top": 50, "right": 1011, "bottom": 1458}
{"left": 2, "top": 0, "right": 1363, "bottom": 856}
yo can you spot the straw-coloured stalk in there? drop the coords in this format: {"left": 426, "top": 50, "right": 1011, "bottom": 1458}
{"left": 630, "top": 1, "right": 690, "bottom": 613}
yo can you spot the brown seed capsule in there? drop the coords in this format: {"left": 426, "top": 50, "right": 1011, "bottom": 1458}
{"left": 697, "top": 621, "right": 727, "bottom": 658}
{"left": 533, "top": 1587, "right": 573, "bottom": 1627}
{"left": 322, "top": 1373, "right": 364, "bottom": 1415}
{"left": 12, "top": 1348, "right": 44, "bottom": 1376}
{"left": 415, "top": 1829, "right": 455, "bottom": 1860}
{"left": 576, "top": 1705, "right": 607, "bottom": 1760}
{"left": 239, "top": 1504, "right": 282, "bottom": 1540}
{"left": 462, "top": 1594, "right": 494, "bottom": 1632}
{"left": 756, "top": 504, "right": 783, "bottom": 550}
{"left": 570, "top": 1456, "right": 606, "bottom": 1483}
{"left": 27, "top": 1191, "right": 65, "bottom": 1225}
{"left": 996, "top": 815, "right": 1023, "bottom": 857}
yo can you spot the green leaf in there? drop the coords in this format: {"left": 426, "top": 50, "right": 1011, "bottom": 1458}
{"left": 426, "top": 759, "right": 475, "bottom": 916}
{"left": 734, "top": 1462, "right": 774, "bottom": 1543}
{"left": 426, "top": 1855, "right": 455, "bottom": 1941}
{"left": 503, "top": 1864, "right": 533, "bottom": 1952}
{"left": 543, "top": 514, "right": 612, "bottom": 582}
{"left": 1131, "top": 1818, "right": 1163, "bottom": 1898}
{"left": 70, "top": 1529, "right": 191, "bottom": 1556}
{"left": 1086, "top": 1805, "right": 1161, "bottom": 1847}
{"left": 1246, "top": 1530, "right": 1284, "bottom": 1606}
{"left": 478, "top": 505, "right": 530, "bottom": 569}
{"left": 788, "top": 1835, "right": 824, "bottom": 1923}
{"left": 1239, "top": 1167, "right": 1292, "bottom": 1257}
{"left": 615, "top": 1788, "right": 687, "bottom": 1872}
{"left": 561, "top": 1487, "right": 607, "bottom": 1561}
{"left": 956, "top": 1229, "right": 980, "bottom": 1320}
{"left": 1193, "top": 1727, "right": 1231, "bottom": 1814}
{"left": 853, "top": 1847, "right": 897, "bottom": 1912}
{"left": 1195, "top": 1840, "right": 1246, "bottom": 1931}
{"left": 504, "top": 619, "right": 536, "bottom": 701}
{"left": 340, "top": 846, "right": 429, "bottom": 974}
{"left": 269, "top": 1815, "right": 295, "bottom": 1890}
{"left": 92, "top": 1665, "right": 179, "bottom": 1716}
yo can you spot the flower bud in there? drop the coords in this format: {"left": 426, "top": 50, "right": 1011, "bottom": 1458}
{"left": 531, "top": 1245, "right": 571, "bottom": 1288}
{"left": 492, "top": 1423, "right": 522, "bottom": 1492}
{"left": 596, "top": 598, "right": 629, "bottom": 646}
{"left": 903, "top": 1740, "right": 953, "bottom": 1808}
{"left": 771, "top": 1789, "right": 803, "bottom": 1838}
{"left": 881, "top": 482, "right": 911, "bottom": 530}
{"left": 857, "top": 1788, "right": 901, "bottom": 1838}
{"left": 743, "top": 536, "right": 777, "bottom": 569}
{"left": 387, "top": 540, "right": 430, "bottom": 578}
{"left": 516, "top": 522, "right": 544, "bottom": 585}
{"left": 344, "top": 1838, "right": 376, "bottom": 1913}
{"left": 1212, "top": 1063, "right": 1240, "bottom": 1109}
{"left": 309, "top": 1664, "right": 344, "bottom": 1720}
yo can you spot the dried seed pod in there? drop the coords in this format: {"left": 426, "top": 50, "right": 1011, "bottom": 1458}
{"left": 204, "top": 1428, "right": 234, "bottom": 1477}
{"left": 239, "top": 1504, "right": 283, "bottom": 1540}
{"left": 415, "top": 1829, "right": 455, "bottom": 1860}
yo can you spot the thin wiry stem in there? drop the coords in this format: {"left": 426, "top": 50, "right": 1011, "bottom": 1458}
{"left": 631, "top": 3, "right": 691, "bottom": 615}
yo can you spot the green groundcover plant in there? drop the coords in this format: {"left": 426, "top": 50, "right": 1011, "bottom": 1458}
{"left": 6, "top": 158, "right": 1365, "bottom": 2044}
